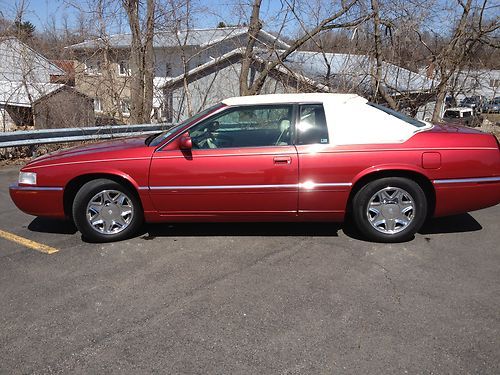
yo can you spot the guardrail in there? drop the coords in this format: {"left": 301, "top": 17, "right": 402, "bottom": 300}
{"left": 0, "top": 123, "right": 174, "bottom": 148}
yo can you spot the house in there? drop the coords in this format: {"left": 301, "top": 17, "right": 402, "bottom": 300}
{"left": 50, "top": 60, "right": 77, "bottom": 86}
{"left": 0, "top": 81, "right": 94, "bottom": 130}
{"left": 162, "top": 48, "right": 437, "bottom": 121}
{"left": 0, "top": 37, "right": 93, "bottom": 130}
{"left": 450, "top": 69, "right": 500, "bottom": 100}
{"left": 0, "top": 37, "right": 64, "bottom": 83}
{"left": 65, "top": 27, "right": 289, "bottom": 123}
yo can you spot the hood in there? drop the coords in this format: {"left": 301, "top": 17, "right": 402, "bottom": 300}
{"left": 27, "top": 136, "right": 150, "bottom": 167}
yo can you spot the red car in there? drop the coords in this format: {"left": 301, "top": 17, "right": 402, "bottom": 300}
{"left": 9, "top": 94, "right": 500, "bottom": 242}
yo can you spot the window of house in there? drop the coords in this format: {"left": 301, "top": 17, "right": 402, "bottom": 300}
{"left": 94, "top": 98, "right": 103, "bottom": 112}
{"left": 189, "top": 105, "right": 293, "bottom": 149}
{"left": 85, "top": 60, "right": 101, "bottom": 75}
{"left": 296, "top": 104, "right": 329, "bottom": 145}
{"left": 118, "top": 60, "right": 130, "bottom": 76}
{"left": 120, "top": 99, "right": 131, "bottom": 115}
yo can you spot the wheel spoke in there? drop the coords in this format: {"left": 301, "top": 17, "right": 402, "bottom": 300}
{"left": 400, "top": 205, "right": 414, "bottom": 218}
{"left": 385, "top": 218, "right": 396, "bottom": 231}
{"left": 396, "top": 216, "right": 410, "bottom": 226}
{"left": 115, "top": 215, "right": 126, "bottom": 226}
{"left": 368, "top": 207, "right": 381, "bottom": 221}
{"left": 105, "top": 220, "right": 114, "bottom": 232}
{"left": 103, "top": 191, "right": 114, "bottom": 203}
{"left": 91, "top": 218, "right": 104, "bottom": 227}
{"left": 378, "top": 190, "right": 390, "bottom": 202}
{"left": 88, "top": 204, "right": 101, "bottom": 214}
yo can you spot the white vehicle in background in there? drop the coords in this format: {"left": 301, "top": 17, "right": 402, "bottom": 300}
{"left": 443, "top": 107, "right": 480, "bottom": 127}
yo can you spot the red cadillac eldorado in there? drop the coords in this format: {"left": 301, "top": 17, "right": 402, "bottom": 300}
{"left": 9, "top": 94, "right": 500, "bottom": 242}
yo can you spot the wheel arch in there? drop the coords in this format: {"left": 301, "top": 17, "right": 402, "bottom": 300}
{"left": 347, "top": 169, "right": 436, "bottom": 218}
{"left": 63, "top": 172, "right": 142, "bottom": 219}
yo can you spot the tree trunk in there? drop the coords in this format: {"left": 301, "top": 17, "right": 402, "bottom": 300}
{"left": 124, "top": 0, "right": 144, "bottom": 123}
{"left": 142, "top": 0, "right": 155, "bottom": 123}
{"left": 430, "top": 0, "right": 472, "bottom": 122}
{"left": 370, "top": 0, "right": 397, "bottom": 110}
{"left": 240, "top": 0, "right": 368, "bottom": 96}
{"left": 239, "top": 0, "right": 262, "bottom": 96}
{"left": 123, "top": 0, "right": 155, "bottom": 124}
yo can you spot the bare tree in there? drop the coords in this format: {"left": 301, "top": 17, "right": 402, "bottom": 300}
{"left": 422, "top": 0, "right": 499, "bottom": 121}
{"left": 369, "top": 0, "right": 397, "bottom": 109}
{"left": 122, "top": 0, "right": 155, "bottom": 123}
{"left": 239, "top": 0, "right": 372, "bottom": 96}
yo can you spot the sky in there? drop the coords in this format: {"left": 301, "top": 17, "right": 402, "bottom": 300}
{"left": 0, "top": 0, "right": 480, "bottom": 37}
{"left": 0, "top": 0, "right": 289, "bottom": 34}
{"left": 0, "top": 0, "right": 68, "bottom": 29}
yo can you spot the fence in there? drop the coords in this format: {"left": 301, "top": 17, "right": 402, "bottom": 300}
{"left": 0, "top": 123, "right": 174, "bottom": 148}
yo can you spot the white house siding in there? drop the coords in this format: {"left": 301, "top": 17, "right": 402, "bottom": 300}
{"left": 153, "top": 35, "right": 272, "bottom": 79}
{"left": 153, "top": 46, "right": 199, "bottom": 78}
{"left": 0, "top": 107, "right": 16, "bottom": 131}
{"left": 169, "top": 63, "right": 295, "bottom": 122}
{"left": 0, "top": 37, "right": 63, "bottom": 83}
{"left": 452, "top": 70, "right": 500, "bottom": 99}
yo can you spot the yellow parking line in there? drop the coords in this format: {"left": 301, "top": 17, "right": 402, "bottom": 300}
{"left": 0, "top": 229, "right": 59, "bottom": 254}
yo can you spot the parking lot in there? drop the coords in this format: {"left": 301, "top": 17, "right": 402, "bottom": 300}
{"left": 1, "top": 165, "right": 499, "bottom": 374}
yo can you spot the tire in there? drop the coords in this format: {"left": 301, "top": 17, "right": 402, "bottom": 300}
{"left": 352, "top": 177, "right": 427, "bottom": 243}
{"left": 72, "top": 179, "right": 143, "bottom": 242}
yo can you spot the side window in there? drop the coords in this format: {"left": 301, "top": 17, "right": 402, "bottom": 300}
{"left": 189, "top": 105, "right": 293, "bottom": 149}
{"left": 297, "top": 104, "right": 329, "bottom": 145}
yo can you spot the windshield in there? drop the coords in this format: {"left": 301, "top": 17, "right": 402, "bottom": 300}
{"left": 444, "top": 110, "right": 460, "bottom": 118}
{"left": 148, "top": 104, "right": 223, "bottom": 146}
{"left": 367, "top": 102, "right": 426, "bottom": 127}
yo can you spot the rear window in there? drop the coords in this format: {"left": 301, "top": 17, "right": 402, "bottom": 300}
{"left": 444, "top": 110, "right": 460, "bottom": 118}
{"left": 296, "top": 104, "right": 329, "bottom": 145}
{"left": 368, "top": 102, "right": 426, "bottom": 127}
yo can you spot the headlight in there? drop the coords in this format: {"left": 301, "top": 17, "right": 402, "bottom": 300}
{"left": 19, "top": 171, "right": 37, "bottom": 185}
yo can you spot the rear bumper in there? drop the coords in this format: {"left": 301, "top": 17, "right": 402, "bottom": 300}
{"left": 433, "top": 177, "right": 500, "bottom": 217}
{"left": 9, "top": 184, "right": 66, "bottom": 218}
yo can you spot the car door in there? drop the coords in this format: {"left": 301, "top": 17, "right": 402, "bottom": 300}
{"left": 148, "top": 104, "right": 298, "bottom": 219}
{"left": 294, "top": 103, "right": 351, "bottom": 221}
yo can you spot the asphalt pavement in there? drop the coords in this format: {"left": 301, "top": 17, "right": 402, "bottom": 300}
{"left": 0, "top": 166, "right": 499, "bottom": 374}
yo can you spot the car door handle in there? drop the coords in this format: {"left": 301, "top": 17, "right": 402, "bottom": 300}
{"left": 273, "top": 156, "right": 292, "bottom": 164}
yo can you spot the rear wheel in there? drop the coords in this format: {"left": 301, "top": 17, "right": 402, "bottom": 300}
{"left": 352, "top": 177, "right": 427, "bottom": 243}
{"left": 72, "top": 179, "right": 143, "bottom": 242}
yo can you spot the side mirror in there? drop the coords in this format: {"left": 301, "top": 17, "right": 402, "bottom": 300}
{"left": 179, "top": 132, "right": 192, "bottom": 150}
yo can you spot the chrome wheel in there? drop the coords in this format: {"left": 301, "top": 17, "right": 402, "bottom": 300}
{"left": 86, "top": 189, "right": 134, "bottom": 235}
{"left": 366, "top": 186, "right": 415, "bottom": 235}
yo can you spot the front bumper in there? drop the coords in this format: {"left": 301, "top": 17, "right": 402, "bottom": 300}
{"left": 9, "top": 184, "right": 66, "bottom": 218}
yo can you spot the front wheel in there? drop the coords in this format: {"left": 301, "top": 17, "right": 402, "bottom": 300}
{"left": 72, "top": 179, "right": 143, "bottom": 242}
{"left": 352, "top": 177, "right": 427, "bottom": 243}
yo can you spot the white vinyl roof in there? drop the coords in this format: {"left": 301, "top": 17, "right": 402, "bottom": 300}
{"left": 222, "top": 93, "right": 431, "bottom": 145}
{"left": 223, "top": 93, "right": 362, "bottom": 106}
